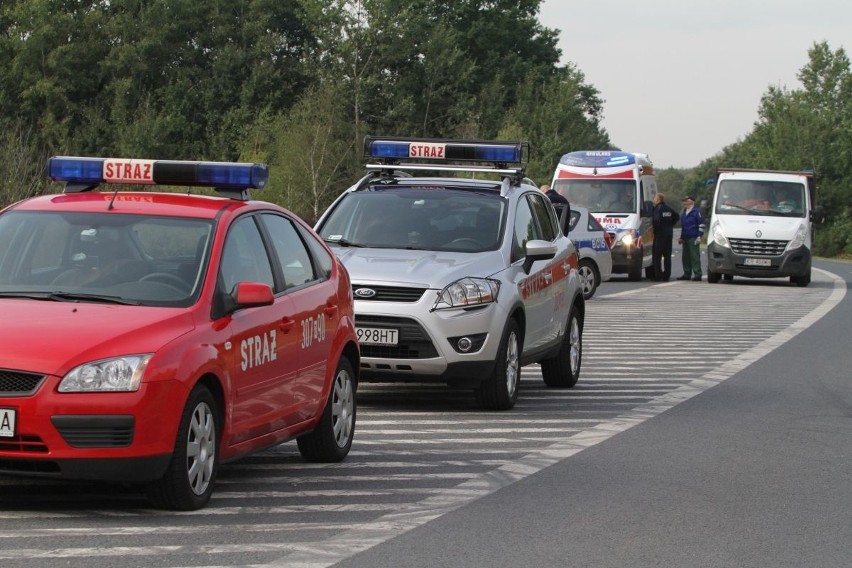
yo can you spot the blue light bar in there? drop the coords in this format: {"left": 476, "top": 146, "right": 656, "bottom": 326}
{"left": 559, "top": 151, "right": 636, "bottom": 168}
{"left": 47, "top": 157, "right": 269, "bottom": 191}
{"left": 364, "top": 136, "right": 526, "bottom": 165}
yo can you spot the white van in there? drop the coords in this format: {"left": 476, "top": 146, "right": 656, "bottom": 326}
{"left": 551, "top": 151, "right": 657, "bottom": 280}
{"left": 706, "top": 168, "right": 818, "bottom": 287}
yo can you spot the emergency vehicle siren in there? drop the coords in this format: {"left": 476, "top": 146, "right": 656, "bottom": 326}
{"left": 47, "top": 157, "right": 269, "bottom": 200}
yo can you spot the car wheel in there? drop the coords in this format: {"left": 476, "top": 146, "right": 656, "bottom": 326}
{"left": 707, "top": 269, "right": 720, "bottom": 283}
{"left": 297, "top": 357, "right": 356, "bottom": 462}
{"left": 541, "top": 306, "right": 582, "bottom": 388}
{"left": 578, "top": 259, "right": 600, "bottom": 300}
{"left": 477, "top": 318, "right": 521, "bottom": 410}
{"left": 147, "top": 385, "right": 218, "bottom": 511}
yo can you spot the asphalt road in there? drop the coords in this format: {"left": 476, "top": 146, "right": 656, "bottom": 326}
{"left": 0, "top": 258, "right": 848, "bottom": 568}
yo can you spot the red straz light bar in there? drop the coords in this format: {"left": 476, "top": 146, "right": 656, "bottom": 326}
{"left": 47, "top": 157, "right": 269, "bottom": 190}
{"left": 364, "top": 136, "right": 526, "bottom": 164}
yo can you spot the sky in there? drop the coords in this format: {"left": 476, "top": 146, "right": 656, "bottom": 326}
{"left": 539, "top": 0, "right": 852, "bottom": 169}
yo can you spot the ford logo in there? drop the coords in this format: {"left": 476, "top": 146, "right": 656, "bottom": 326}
{"left": 354, "top": 288, "right": 377, "bottom": 298}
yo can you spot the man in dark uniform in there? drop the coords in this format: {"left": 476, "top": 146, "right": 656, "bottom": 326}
{"left": 651, "top": 193, "right": 679, "bottom": 281}
{"left": 540, "top": 184, "right": 568, "bottom": 205}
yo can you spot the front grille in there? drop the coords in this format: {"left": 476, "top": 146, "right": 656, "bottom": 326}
{"left": 51, "top": 416, "right": 134, "bottom": 448}
{"left": 0, "top": 434, "right": 49, "bottom": 453}
{"left": 729, "top": 238, "right": 787, "bottom": 256}
{"left": 0, "top": 370, "right": 46, "bottom": 396}
{"left": 353, "top": 285, "right": 428, "bottom": 302}
{"left": 355, "top": 315, "right": 438, "bottom": 359}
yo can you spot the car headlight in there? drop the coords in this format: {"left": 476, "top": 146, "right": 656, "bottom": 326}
{"left": 711, "top": 221, "right": 730, "bottom": 248}
{"left": 617, "top": 231, "right": 634, "bottom": 247}
{"left": 433, "top": 277, "right": 500, "bottom": 310}
{"left": 786, "top": 223, "right": 807, "bottom": 252}
{"left": 59, "top": 354, "right": 152, "bottom": 392}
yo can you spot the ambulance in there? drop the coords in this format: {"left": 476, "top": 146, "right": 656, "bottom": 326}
{"left": 551, "top": 151, "right": 658, "bottom": 280}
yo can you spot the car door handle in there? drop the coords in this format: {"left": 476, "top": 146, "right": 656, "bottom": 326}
{"left": 280, "top": 318, "right": 295, "bottom": 333}
{"left": 324, "top": 303, "right": 338, "bottom": 317}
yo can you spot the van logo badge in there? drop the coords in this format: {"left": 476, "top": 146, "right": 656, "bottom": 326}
{"left": 755, "top": 230, "right": 762, "bottom": 238}
{"left": 354, "top": 288, "right": 377, "bottom": 298}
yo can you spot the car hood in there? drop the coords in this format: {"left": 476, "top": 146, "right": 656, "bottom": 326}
{"left": 0, "top": 299, "right": 195, "bottom": 375}
{"left": 712, "top": 215, "right": 805, "bottom": 240}
{"left": 331, "top": 247, "right": 506, "bottom": 288}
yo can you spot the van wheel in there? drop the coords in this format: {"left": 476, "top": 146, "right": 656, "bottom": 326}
{"left": 147, "top": 385, "right": 218, "bottom": 511}
{"left": 578, "top": 259, "right": 600, "bottom": 300}
{"left": 541, "top": 308, "right": 582, "bottom": 388}
{"left": 628, "top": 254, "right": 643, "bottom": 281}
{"left": 707, "top": 270, "right": 720, "bottom": 283}
{"left": 791, "top": 269, "right": 811, "bottom": 287}
{"left": 297, "top": 357, "right": 356, "bottom": 462}
{"left": 477, "top": 319, "right": 520, "bottom": 410}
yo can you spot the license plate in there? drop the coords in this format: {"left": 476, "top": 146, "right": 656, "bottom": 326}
{"left": 357, "top": 327, "right": 399, "bottom": 345}
{"left": 744, "top": 257, "right": 771, "bottom": 267}
{"left": 0, "top": 408, "right": 16, "bottom": 438}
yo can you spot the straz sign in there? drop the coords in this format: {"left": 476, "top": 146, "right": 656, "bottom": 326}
{"left": 409, "top": 143, "right": 446, "bottom": 159}
{"left": 104, "top": 159, "right": 156, "bottom": 184}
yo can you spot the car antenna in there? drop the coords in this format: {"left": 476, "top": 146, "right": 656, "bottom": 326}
{"left": 107, "top": 186, "right": 119, "bottom": 210}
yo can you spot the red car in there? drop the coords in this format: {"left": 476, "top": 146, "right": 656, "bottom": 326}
{"left": 0, "top": 157, "right": 359, "bottom": 510}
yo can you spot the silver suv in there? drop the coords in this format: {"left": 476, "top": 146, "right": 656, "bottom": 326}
{"left": 315, "top": 137, "right": 585, "bottom": 410}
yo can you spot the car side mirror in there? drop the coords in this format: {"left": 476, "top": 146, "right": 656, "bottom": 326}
{"left": 812, "top": 205, "right": 826, "bottom": 224}
{"left": 522, "top": 240, "right": 557, "bottom": 274}
{"left": 641, "top": 201, "right": 653, "bottom": 217}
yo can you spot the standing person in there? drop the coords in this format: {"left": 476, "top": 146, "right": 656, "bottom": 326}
{"left": 651, "top": 193, "right": 679, "bottom": 281}
{"left": 678, "top": 195, "right": 705, "bottom": 281}
{"left": 540, "top": 184, "right": 568, "bottom": 205}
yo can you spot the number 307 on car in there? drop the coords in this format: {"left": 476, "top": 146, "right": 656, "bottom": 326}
{"left": 357, "top": 327, "right": 398, "bottom": 345}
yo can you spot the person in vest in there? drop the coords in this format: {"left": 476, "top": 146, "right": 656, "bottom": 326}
{"left": 677, "top": 195, "right": 705, "bottom": 281}
{"left": 651, "top": 193, "right": 679, "bottom": 281}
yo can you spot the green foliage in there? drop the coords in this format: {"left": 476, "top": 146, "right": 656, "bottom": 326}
{"left": 1, "top": 2, "right": 848, "bottom": 261}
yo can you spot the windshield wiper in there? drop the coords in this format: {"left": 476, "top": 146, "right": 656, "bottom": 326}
{"left": 47, "top": 292, "right": 141, "bottom": 305}
{"left": 325, "top": 238, "right": 366, "bottom": 248}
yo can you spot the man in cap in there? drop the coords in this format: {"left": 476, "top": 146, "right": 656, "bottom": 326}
{"left": 677, "top": 195, "right": 705, "bottom": 281}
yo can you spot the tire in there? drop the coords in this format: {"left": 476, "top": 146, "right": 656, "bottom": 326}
{"left": 297, "top": 357, "right": 356, "bottom": 462}
{"left": 707, "top": 269, "right": 721, "bottom": 283}
{"left": 477, "top": 318, "right": 521, "bottom": 410}
{"left": 791, "top": 268, "right": 811, "bottom": 287}
{"left": 147, "top": 385, "right": 218, "bottom": 511}
{"left": 578, "top": 259, "right": 600, "bottom": 300}
{"left": 628, "top": 252, "right": 643, "bottom": 281}
{"left": 541, "top": 307, "right": 582, "bottom": 388}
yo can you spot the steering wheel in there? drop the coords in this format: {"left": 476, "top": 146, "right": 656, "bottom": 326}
{"left": 139, "top": 272, "right": 190, "bottom": 292}
{"left": 447, "top": 237, "right": 485, "bottom": 249}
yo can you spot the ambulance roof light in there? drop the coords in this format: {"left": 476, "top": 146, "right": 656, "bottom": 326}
{"left": 47, "top": 157, "right": 269, "bottom": 199}
{"left": 559, "top": 151, "right": 636, "bottom": 168}
{"left": 363, "top": 136, "right": 527, "bottom": 166}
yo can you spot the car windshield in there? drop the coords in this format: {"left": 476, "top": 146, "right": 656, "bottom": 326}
{"left": 0, "top": 210, "right": 213, "bottom": 307}
{"left": 317, "top": 187, "right": 507, "bottom": 253}
{"left": 552, "top": 179, "right": 636, "bottom": 214}
{"left": 715, "top": 180, "right": 806, "bottom": 217}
